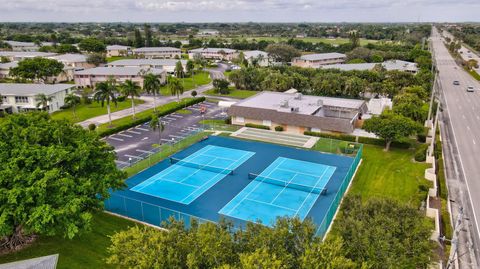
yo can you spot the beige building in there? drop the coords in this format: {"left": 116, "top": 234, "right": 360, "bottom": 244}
{"left": 74, "top": 67, "right": 166, "bottom": 88}
{"left": 292, "top": 53, "right": 346, "bottom": 68}
{"left": 106, "top": 45, "right": 131, "bottom": 57}
{"left": 132, "top": 47, "right": 181, "bottom": 59}
{"left": 228, "top": 91, "right": 367, "bottom": 134}
{"left": 188, "top": 48, "right": 238, "bottom": 61}
{"left": 107, "top": 59, "right": 187, "bottom": 74}
{"left": 0, "top": 83, "right": 75, "bottom": 113}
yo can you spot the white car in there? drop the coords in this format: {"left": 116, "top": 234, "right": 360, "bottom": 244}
{"left": 467, "top": 86, "right": 475, "bottom": 92}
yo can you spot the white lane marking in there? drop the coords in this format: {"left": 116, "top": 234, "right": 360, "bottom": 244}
{"left": 136, "top": 127, "right": 149, "bottom": 131}
{"left": 142, "top": 137, "right": 149, "bottom": 140}
{"left": 109, "top": 136, "right": 124, "bottom": 141}
{"left": 126, "top": 130, "right": 141, "bottom": 135}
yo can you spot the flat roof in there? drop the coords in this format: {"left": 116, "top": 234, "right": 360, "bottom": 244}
{"left": 108, "top": 59, "right": 187, "bottom": 67}
{"left": 107, "top": 45, "right": 131, "bottom": 50}
{"left": 298, "top": 53, "right": 346, "bottom": 61}
{"left": 75, "top": 66, "right": 165, "bottom": 76}
{"left": 233, "top": 91, "right": 365, "bottom": 115}
{"left": 49, "top": 53, "right": 87, "bottom": 63}
{"left": 189, "top": 47, "right": 237, "bottom": 53}
{"left": 132, "top": 47, "right": 181, "bottom": 52}
{"left": 322, "top": 60, "right": 418, "bottom": 72}
{"left": 0, "top": 61, "right": 18, "bottom": 69}
{"left": 0, "top": 83, "right": 75, "bottom": 96}
{"left": 323, "top": 63, "right": 377, "bottom": 71}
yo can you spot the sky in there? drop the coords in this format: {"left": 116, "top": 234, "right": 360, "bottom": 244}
{"left": 1, "top": 0, "right": 479, "bottom": 22}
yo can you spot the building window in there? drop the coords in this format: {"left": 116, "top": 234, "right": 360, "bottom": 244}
{"left": 2, "top": 96, "right": 7, "bottom": 104}
{"left": 263, "top": 120, "right": 272, "bottom": 127}
{"left": 15, "top": 96, "right": 29, "bottom": 103}
{"left": 236, "top": 116, "right": 245, "bottom": 123}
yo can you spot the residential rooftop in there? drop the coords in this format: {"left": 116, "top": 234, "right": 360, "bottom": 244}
{"left": 132, "top": 47, "right": 181, "bottom": 52}
{"left": 108, "top": 59, "right": 187, "bottom": 67}
{"left": 0, "top": 83, "right": 75, "bottom": 96}
{"left": 75, "top": 66, "right": 165, "bottom": 76}
{"left": 297, "top": 53, "right": 346, "bottom": 61}
{"left": 0, "top": 51, "right": 58, "bottom": 58}
{"left": 233, "top": 91, "right": 366, "bottom": 116}
{"left": 49, "top": 53, "right": 87, "bottom": 63}
{"left": 106, "top": 45, "right": 131, "bottom": 50}
{"left": 243, "top": 50, "right": 268, "bottom": 59}
{"left": 323, "top": 60, "right": 418, "bottom": 72}
{"left": 189, "top": 47, "right": 237, "bottom": 53}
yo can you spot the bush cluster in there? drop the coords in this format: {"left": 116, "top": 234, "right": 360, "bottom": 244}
{"left": 245, "top": 123, "right": 270, "bottom": 130}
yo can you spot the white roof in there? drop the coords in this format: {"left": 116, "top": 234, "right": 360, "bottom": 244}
{"left": 382, "top": 60, "right": 418, "bottom": 72}
{"left": 75, "top": 66, "right": 165, "bottom": 76}
{"left": 189, "top": 47, "right": 237, "bottom": 54}
{"left": 323, "top": 60, "right": 418, "bottom": 72}
{"left": 0, "top": 254, "right": 58, "bottom": 269}
{"left": 0, "top": 83, "right": 75, "bottom": 96}
{"left": 235, "top": 91, "right": 365, "bottom": 115}
{"left": 4, "top": 40, "right": 37, "bottom": 47}
{"left": 243, "top": 50, "right": 268, "bottom": 59}
{"left": 49, "top": 54, "right": 87, "bottom": 63}
{"left": 298, "top": 53, "right": 346, "bottom": 61}
{"left": 0, "top": 51, "right": 57, "bottom": 58}
{"left": 0, "top": 61, "right": 18, "bottom": 69}
{"left": 106, "top": 45, "right": 131, "bottom": 50}
{"left": 132, "top": 47, "right": 181, "bottom": 53}
{"left": 324, "top": 63, "right": 377, "bottom": 71}
{"left": 108, "top": 59, "right": 187, "bottom": 67}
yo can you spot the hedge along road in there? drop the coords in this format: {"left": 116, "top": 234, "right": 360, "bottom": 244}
{"left": 104, "top": 101, "right": 224, "bottom": 166}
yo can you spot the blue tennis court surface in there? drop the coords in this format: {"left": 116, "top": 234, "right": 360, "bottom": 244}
{"left": 131, "top": 145, "right": 255, "bottom": 204}
{"left": 219, "top": 157, "right": 336, "bottom": 226}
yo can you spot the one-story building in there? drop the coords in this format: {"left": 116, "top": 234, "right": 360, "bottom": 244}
{"left": 243, "top": 50, "right": 270, "bottom": 66}
{"left": 324, "top": 60, "right": 419, "bottom": 74}
{"left": 132, "top": 47, "right": 181, "bottom": 59}
{"left": 0, "top": 51, "right": 58, "bottom": 62}
{"left": 74, "top": 67, "right": 166, "bottom": 88}
{"left": 188, "top": 48, "right": 238, "bottom": 61}
{"left": 228, "top": 91, "right": 367, "bottom": 134}
{"left": 0, "top": 83, "right": 75, "bottom": 113}
{"left": 107, "top": 59, "right": 187, "bottom": 73}
{"left": 106, "top": 45, "right": 132, "bottom": 57}
{"left": 48, "top": 53, "right": 94, "bottom": 69}
{"left": 292, "top": 53, "right": 347, "bottom": 68}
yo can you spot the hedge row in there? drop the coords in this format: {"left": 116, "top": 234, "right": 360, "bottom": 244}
{"left": 304, "top": 131, "right": 413, "bottom": 149}
{"left": 304, "top": 131, "right": 356, "bottom": 142}
{"left": 245, "top": 123, "right": 270, "bottom": 130}
{"left": 98, "top": 97, "right": 206, "bottom": 137}
{"left": 414, "top": 143, "right": 428, "bottom": 162}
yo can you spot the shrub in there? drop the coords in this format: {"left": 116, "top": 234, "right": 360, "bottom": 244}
{"left": 98, "top": 97, "right": 205, "bottom": 137}
{"left": 245, "top": 123, "right": 270, "bottom": 130}
{"left": 224, "top": 117, "right": 232, "bottom": 124}
{"left": 88, "top": 123, "right": 96, "bottom": 131}
{"left": 191, "top": 90, "right": 198, "bottom": 97}
{"left": 414, "top": 144, "right": 428, "bottom": 162}
{"left": 304, "top": 131, "right": 356, "bottom": 142}
{"left": 275, "top": 126, "right": 284, "bottom": 132}
{"left": 116, "top": 96, "right": 126, "bottom": 102}
{"left": 417, "top": 127, "right": 428, "bottom": 143}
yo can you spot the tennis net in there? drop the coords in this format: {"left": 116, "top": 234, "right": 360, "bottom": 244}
{"left": 170, "top": 157, "right": 234, "bottom": 175}
{"left": 248, "top": 173, "right": 325, "bottom": 194}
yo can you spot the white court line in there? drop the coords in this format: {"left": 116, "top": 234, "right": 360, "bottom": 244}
{"left": 244, "top": 198, "right": 296, "bottom": 212}
{"left": 294, "top": 167, "right": 332, "bottom": 217}
{"left": 109, "top": 136, "right": 124, "bottom": 141}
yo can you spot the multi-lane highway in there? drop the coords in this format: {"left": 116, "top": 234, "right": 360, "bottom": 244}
{"left": 432, "top": 27, "right": 480, "bottom": 267}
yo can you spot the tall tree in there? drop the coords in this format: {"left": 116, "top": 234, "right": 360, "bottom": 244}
{"left": 174, "top": 61, "right": 184, "bottom": 78}
{"left": 143, "top": 73, "right": 162, "bottom": 113}
{"left": 86, "top": 53, "right": 106, "bottom": 67}
{"left": 149, "top": 115, "right": 165, "bottom": 145}
{"left": 144, "top": 24, "right": 153, "bottom": 47}
{"left": 93, "top": 78, "right": 118, "bottom": 126}
{"left": 169, "top": 76, "right": 184, "bottom": 101}
{"left": 363, "top": 110, "right": 422, "bottom": 151}
{"left": 265, "top": 44, "right": 301, "bottom": 64}
{"left": 35, "top": 93, "right": 54, "bottom": 111}
{"left": 134, "top": 28, "right": 143, "bottom": 48}
{"left": 213, "top": 79, "right": 230, "bottom": 94}
{"left": 9, "top": 57, "right": 64, "bottom": 83}
{"left": 121, "top": 80, "right": 142, "bottom": 119}
{"left": 0, "top": 113, "right": 125, "bottom": 250}
{"left": 348, "top": 31, "right": 360, "bottom": 49}
{"left": 64, "top": 93, "right": 81, "bottom": 119}
{"left": 78, "top": 38, "right": 106, "bottom": 53}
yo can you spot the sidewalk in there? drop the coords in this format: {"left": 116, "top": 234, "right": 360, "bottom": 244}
{"left": 78, "top": 82, "right": 213, "bottom": 127}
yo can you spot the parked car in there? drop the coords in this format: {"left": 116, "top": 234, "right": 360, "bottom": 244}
{"left": 453, "top": 80, "right": 460, "bottom": 85}
{"left": 467, "top": 86, "right": 475, "bottom": 92}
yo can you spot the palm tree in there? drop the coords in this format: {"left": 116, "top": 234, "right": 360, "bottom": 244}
{"left": 93, "top": 79, "right": 118, "bottom": 126}
{"left": 121, "top": 80, "right": 142, "bottom": 119}
{"left": 143, "top": 73, "right": 162, "bottom": 113}
{"left": 64, "top": 93, "right": 81, "bottom": 119}
{"left": 149, "top": 115, "right": 165, "bottom": 145}
{"left": 35, "top": 93, "right": 54, "bottom": 111}
{"left": 169, "top": 77, "right": 184, "bottom": 101}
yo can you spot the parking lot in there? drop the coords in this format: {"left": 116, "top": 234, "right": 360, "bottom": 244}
{"left": 103, "top": 101, "right": 225, "bottom": 167}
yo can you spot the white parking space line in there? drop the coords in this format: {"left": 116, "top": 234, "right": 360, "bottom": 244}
{"left": 115, "top": 160, "right": 130, "bottom": 165}
{"left": 109, "top": 136, "right": 124, "bottom": 141}
{"left": 126, "top": 130, "right": 142, "bottom": 135}
{"left": 136, "top": 127, "right": 149, "bottom": 131}
{"left": 170, "top": 114, "right": 183, "bottom": 118}
{"left": 125, "top": 154, "right": 142, "bottom": 160}
{"left": 117, "top": 133, "right": 133, "bottom": 138}
{"left": 169, "top": 134, "right": 185, "bottom": 138}
{"left": 161, "top": 138, "right": 172, "bottom": 143}
{"left": 163, "top": 117, "right": 176, "bottom": 121}
{"left": 136, "top": 149, "right": 153, "bottom": 154}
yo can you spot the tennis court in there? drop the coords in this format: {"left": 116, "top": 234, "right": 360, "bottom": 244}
{"left": 219, "top": 157, "right": 336, "bottom": 226}
{"left": 131, "top": 145, "right": 255, "bottom": 204}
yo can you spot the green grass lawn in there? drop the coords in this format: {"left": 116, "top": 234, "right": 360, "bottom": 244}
{"left": 243, "top": 36, "right": 378, "bottom": 46}
{"left": 348, "top": 144, "right": 431, "bottom": 205}
{"left": 198, "top": 119, "right": 240, "bottom": 132}
{"left": 176, "top": 109, "right": 193, "bottom": 115}
{"left": 0, "top": 212, "right": 135, "bottom": 269}
{"left": 204, "top": 88, "right": 258, "bottom": 99}
{"left": 51, "top": 99, "right": 144, "bottom": 123}
{"left": 105, "top": 56, "right": 135, "bottom": 63}
{"left": 160, "top": 72, "right": 211, "bottom": 96}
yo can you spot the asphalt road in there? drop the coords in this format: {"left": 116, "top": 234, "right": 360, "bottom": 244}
{"left": 432, "top": 27, "right": 480, "bottom": 267}
{"left": 104, "top": 101, "right": 225, "bottom": 166}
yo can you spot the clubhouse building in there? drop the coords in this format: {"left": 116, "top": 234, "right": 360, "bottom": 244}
{"left": 228, "top": 91, "right": 367, "bottom": 134}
